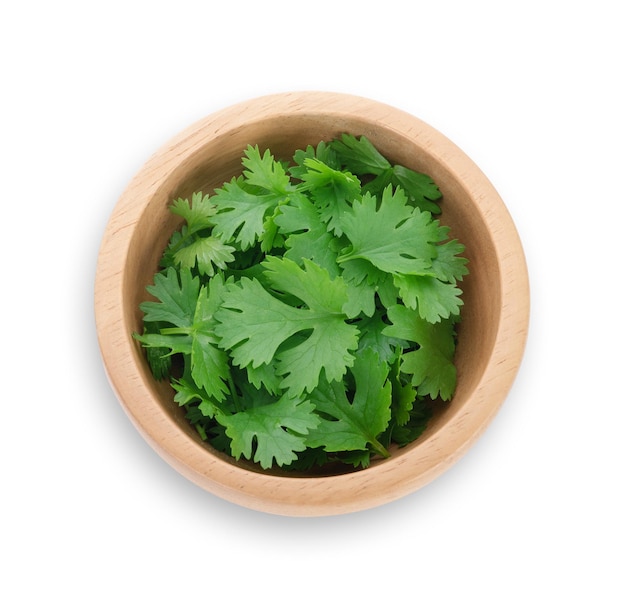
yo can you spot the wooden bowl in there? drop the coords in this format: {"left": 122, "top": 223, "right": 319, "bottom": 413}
{"left": 95, "top": 91, "right": 529, "bottom": 516}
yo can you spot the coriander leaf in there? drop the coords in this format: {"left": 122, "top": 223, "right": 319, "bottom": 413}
{"left": 210, "top": 144, "right": 299, "bottom": 251}
{"left": 405, "top": 350, "right": 456, "bottom": 400}
{"left": 391, "top": 381, "right": 417, "bottom": 427}
{"left": 210, "top": 177, "right": 286, "bottom": 250}
{"left": 337, "top": 186, "right": 440, "bottom": 275}
{"left": 390, "top": 399, "right": 432, "bottom": 446}
{"left": 391, "top": 165, "right": 442, "bottom": 214}
{"left": 338, "top": 252, "right": 389, "bottom": 286}
{"left": 214, "top": 276, "right": 311, "bottom": 368}
{"left": 188, "top": 277, "right": 230, "bottom": 400}
{"left": 382, "top": 304, "right": 457, "bottom": 400}
{"left": 139, "top": 267, "right": 199, "bottom": 329}
{"left": 338, "top": 259, "right": 397, "bottom": 318}
{"left": 262, "top": 256, "right": 359, "bottom": 395}
{"left": 290, "top": 141, "right": 340, "bottom": 179}
{"left": 170, "top": 191, "right": 217, "bottom": 234}
{"left": 132, "top": 329, "right": 192, "bottom": 356}
{"left": 273, "top": 193, "right": 340, "bottom": 275}
{"left": 341, "top": 251, "right": 390, "bottom": 286}
{"left": 216, "top": 394, "right": 320, "bottom": 469}
{"left": 172, "top": 376, "right": 220, "bottom": 418}
{"left": 335, "top": 450, "right": 372, "bottom": 469}
{"left": 356, "top": 313, "right": 408, "bottom": 364}
{"left": 285, "top": 446, "right": 330, "bottom": 471}
{"left": 274, "top": 319, "right": 360, "bottom": 397}
{"left": 136, "top": 273, "right": 230, "bottom": 401}
{"left": 299, "top": 157, "right": 361, "bottom": 235}
{"left": 241, "top": 145, "right": 291, "bottom": 195}
{"left": 259, "top": 204, "right": 285, "bottom": 253}
{"left": 261, "top": 255, "right": 347, "bottom": 314}
{"left": 430, "top": 238, "right": 469, "bottom": 283}
{"left": 245, "top": 361, "right": 282, "bottom": 396}
{"left": 140, "top": 320, "right": 172, "bottom": 380}
{"left": 330, "top": 133, "right": 391, "bottom": 176}
{"left": 214, "top": 257, "right": 359, "bottom": 396}
{"left": 172, "top": 235, "right": 236, "bottom": 277}
{"left": 393, "top": 274, "right": 463, "bottom": 323}
{"left": 389, "top": 349, "right": 416, "bottom": 426}
{"left": 306, "top": 348, "right": 392, "bottom": 458}
{"left": 361, "top": 167, "right": 394, "bottom": 198}
{"left": 343, "top": 279, "right": 377, "bottom": 319}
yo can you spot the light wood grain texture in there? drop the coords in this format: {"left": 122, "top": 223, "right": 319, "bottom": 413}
{"left": 94, "top": 91, "right": 530, "bottom": 516}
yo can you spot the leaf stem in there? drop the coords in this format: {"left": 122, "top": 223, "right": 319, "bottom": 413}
{"left": 167, "top": 227, "right": 195, "bottom": 255}
{"left": 227, "top": 372, "right": 242, "bottom": 413}
{"left": 336, "top": 252, "right": 359, "bottom": 264}
{"left": 369, "top": 437, "right": 391, "bottom": 459}
{"left": 160, "top": 326, "right": 193, "bottom": 335}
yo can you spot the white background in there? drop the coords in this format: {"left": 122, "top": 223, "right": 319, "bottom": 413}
{"left": 2, "top": 1, "right": 624, "bottom": 593}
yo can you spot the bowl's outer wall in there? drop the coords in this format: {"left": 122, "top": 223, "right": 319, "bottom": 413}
{"left": 95, "top": 92, "right": 529, "bottom": 516}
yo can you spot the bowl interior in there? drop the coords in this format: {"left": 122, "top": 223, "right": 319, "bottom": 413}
{"left": 120, "top": 110, "right": 501, "bottom": 476}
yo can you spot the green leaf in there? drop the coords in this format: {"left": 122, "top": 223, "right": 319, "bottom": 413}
{"left": 339, "top": 260, "right": 397, "bottom": 318}
{"left": 262, "top": 257, "right": 361, "bottom": 395}
{"left": 274, "top": 319, "right": 360, "bottom": 397}
{"left": 273, "top": 193, "right": 340, "bottom": 275}
{"left": 391, "top": 165, "right": 442, "bottom": 214}
{"left": 390, "top": 399, "right": 432, "bottom": 446}
{"left": 172, "top": 376, "right": 220, "bottom": 418}
{"left": 430, "top": 238, "right": 469, "bottom": 283}
{"left": 382, "top": 304, "right": 457, "bottom": 400}
{"left": 338, "top": 252, "right": 389, "bottom": 286}
{"left": 141, "top": 323, "right": 173, "bottom": 380}
{"left": 361, "top": 167, "right": 394, "bottom": 198}
{"left": 337, "top": 186, "right": 440, "bottom": 275}
{"left": 343, "top": 279, "right": 377, "bottom": 319}
{"left": 136, "top": 272, "right": 230, "bottom": 401}
{"left": 210, "top": 145, "right": 298, "bottom": 250}
{"left": 245, "top": 361, "right": 282, "bottom": 396}
{"left": 261, "top": 255, "right": 346, "bottom": 314}
{"left": 393, "top": 274, "right": 463, "bottom": 323}
{"left": 389, "top": 349, "right": 417, "bottom": 426}
{"left": 214, "top": 276, "right": 309, "bottom": 367}
{"left": 172, "top": 235, "right": 236, "bottom": 276}
{"left": 356, "top": 313, "right": 408, "bottom": 364}
{"left": 217, "top": 394, "right": 320, "bottom": 469}
{"left": 214, "top": 257, "right": 359, "bottom": 396}
{"left": 306, "top": 348, "right": 392, "bottom": 457}
{"left": 241, "top": 145, "right": 291, "bottom": 195}
{"left": 139, "top": 267, "right": 199, "bottom": 329}
{"left": 259, "top": 204, "right": 285, "bottom": 253}
{"left": 290, "top": 141, "right": 340, "bottom": 179}
{"left": 330, "top": 133, "right": 391, "bottom": 176}
{"left": 334, "top": 450, "right": 372, "bottom": 469}
{"left": 133, "top": 330, "right": 192, "bottom": 356}
{"left": 285, "top": 446, "right": 329, "bottom": 471}
{"left": 188, "top": 278, "right": 230, "bottom": 400}
{"left": 170, "top": 191, "right": 217, "bottom": 234}
{"left": 299, "top": 157, "right": 361, "bottom": 235}
{"left": 211, "top": 178, "right": 286, "bottom": 250}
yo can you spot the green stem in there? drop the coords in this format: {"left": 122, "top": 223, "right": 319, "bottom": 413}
{"left": 227, "top": 372, "right": 242, "bottom": 413}
{"left": 160, "top": 326, "right": 193, "bottom": 335}
{"left": 369, "top": 437, "right": 391, "bottom": 459}
{"left": 167, "top": 227, "right": 195, "bottom": 255}
{"left": 336, "top": 252, "right": 359, "bottom": 264}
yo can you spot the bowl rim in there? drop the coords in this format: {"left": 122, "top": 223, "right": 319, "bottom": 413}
{"left": 94, "top": 91, "right": 530, "bottom": 516}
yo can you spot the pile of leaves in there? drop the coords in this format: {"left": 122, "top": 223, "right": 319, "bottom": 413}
{"left": 133, "top": 134, "right": 468, "bottom": 471}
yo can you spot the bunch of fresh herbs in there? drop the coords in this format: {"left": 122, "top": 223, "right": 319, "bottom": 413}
{"left": 134, "top": 134, "right": 468, "bottom": 470}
